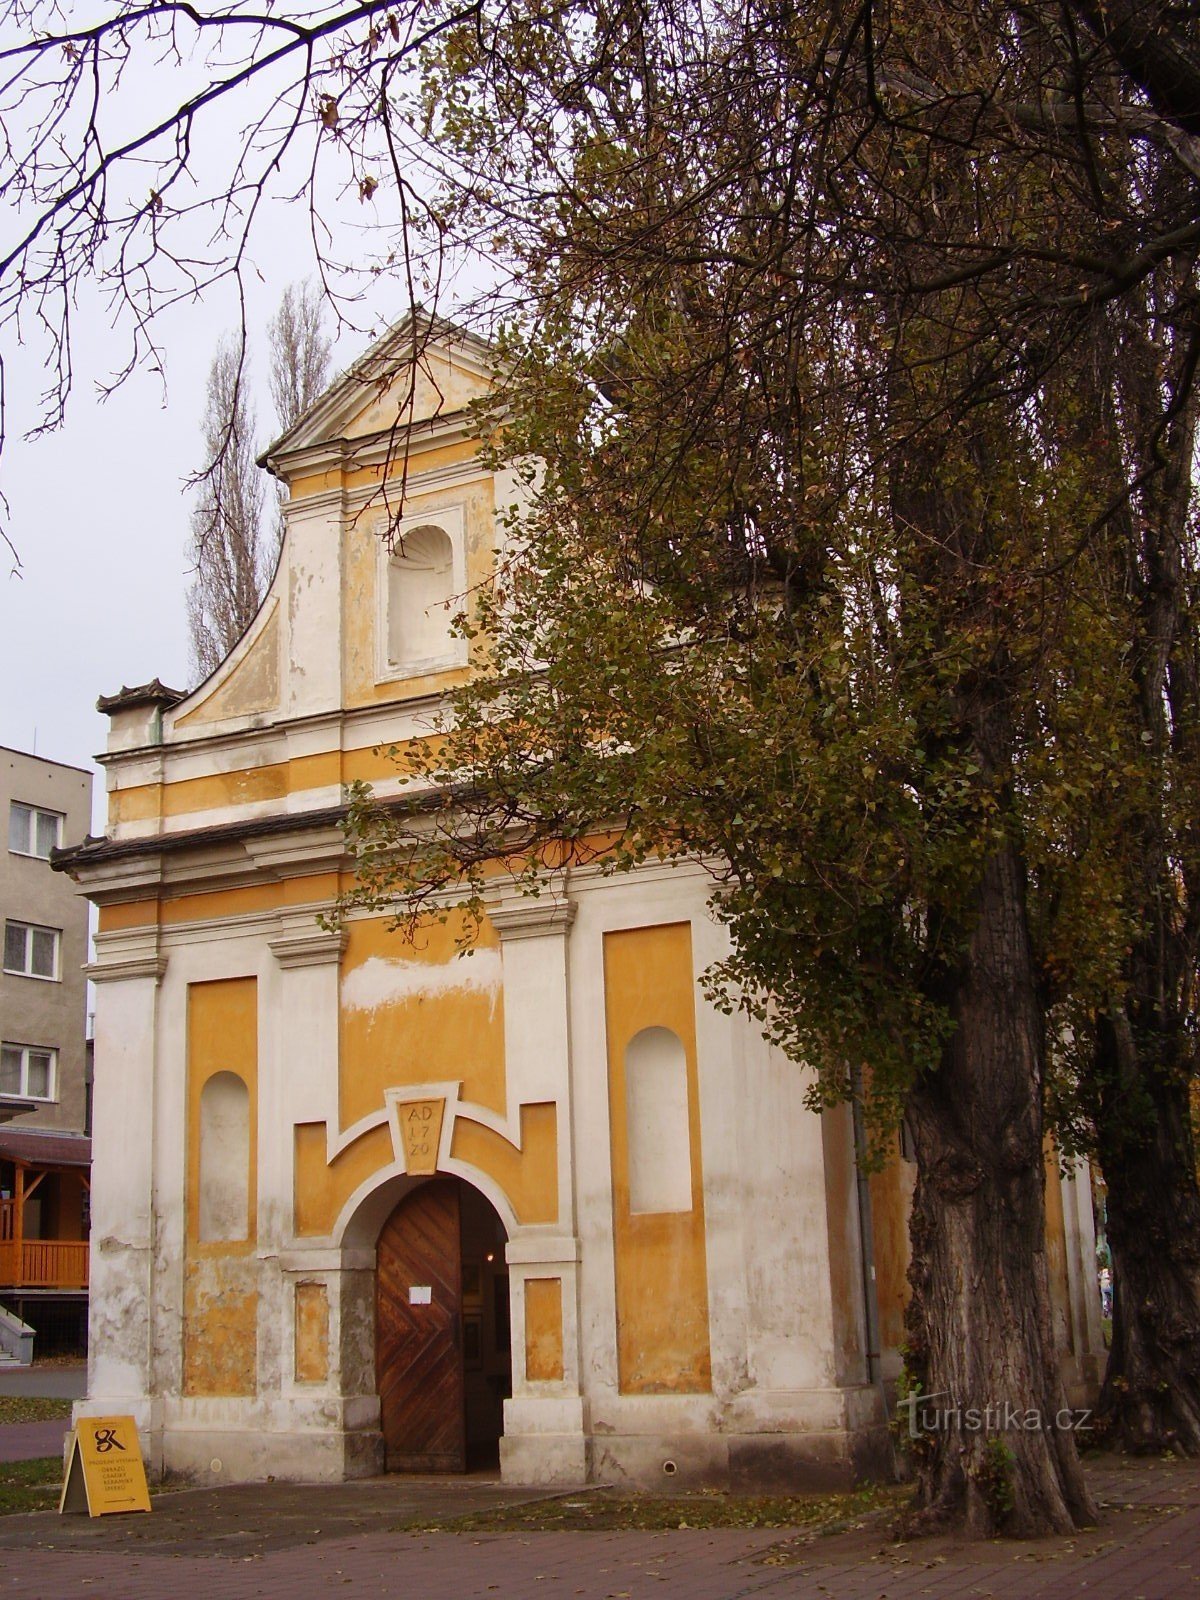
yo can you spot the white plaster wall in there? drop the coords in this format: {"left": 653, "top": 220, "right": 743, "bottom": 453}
{"left": 282, "top": 489, "right": 346, "bottom": 721}
{"left": 731, "top": 1029, "right": 843, "bottom": 1395}
{"left": 87, "top": 968, "right": 161, "bottom": 1414}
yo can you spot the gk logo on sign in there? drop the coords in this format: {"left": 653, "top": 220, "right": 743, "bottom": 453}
{"left": 59, "top": 1415, "right": 151, "bottom": 1517}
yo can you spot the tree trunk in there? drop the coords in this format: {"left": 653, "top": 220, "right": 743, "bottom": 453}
{"left": 1093, "top": 1007, "right": 1200, "bottom": 1451}
{"left": 903, "top": 843, "right": 1098, "bottom": 1536}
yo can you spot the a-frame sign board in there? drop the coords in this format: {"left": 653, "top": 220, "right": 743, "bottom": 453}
{"left": 59, "top": 1416, "right": 151, "bottom": 1517}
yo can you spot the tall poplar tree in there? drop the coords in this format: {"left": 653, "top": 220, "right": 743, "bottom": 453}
{"left": 186, "top": 283, "right": 331, "bottom": 679}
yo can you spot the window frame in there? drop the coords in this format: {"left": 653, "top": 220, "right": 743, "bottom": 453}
{"left": 8, "top": 801, "right": 64, "bottom": 859}
{"left": 2, "top": 919, "right": 62, "bottom": 981}
{"left": 0, "top": 1042, "right": 58, "bottom": 1102}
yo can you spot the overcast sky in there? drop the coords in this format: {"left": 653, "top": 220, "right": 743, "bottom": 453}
{"left": 0, "top": 10, "right": 459, "bottom": 834}
{"left": 0, "top": 265, "right": 353, "bottom": 831}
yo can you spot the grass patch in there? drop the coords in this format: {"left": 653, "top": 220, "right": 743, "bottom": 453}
{"left": 403, "top": 1482, "right": 906, "bottom": 1534}
{"left": 0, "top": 1458, "right": 62, "bottom": 1517}
{"left": 0, "top": 1396, "right": 73, "bottom": 1425}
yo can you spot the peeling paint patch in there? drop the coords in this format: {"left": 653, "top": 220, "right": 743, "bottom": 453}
{"left": 183, "top": 1259, "right": 258, "bottom": 1397}
{"left": 295, "top": 1281, "right": 330, "bottom": 1383}
{"left": 342, "top": 949, "right": 502, "bottom": 1018}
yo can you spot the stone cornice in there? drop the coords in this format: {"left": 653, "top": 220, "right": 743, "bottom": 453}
{"left": 485, "top": 886, "right": 576, "bottom": 941}
{"left": 268, "top": 924, "right": 347, "bottom": 969}
{"left": 86, "top": 953, "right": 167, "bottom": 985}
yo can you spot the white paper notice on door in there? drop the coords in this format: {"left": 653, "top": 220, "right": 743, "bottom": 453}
{"left": 408, "top": 1286, "right": 432, "bottom": 1305}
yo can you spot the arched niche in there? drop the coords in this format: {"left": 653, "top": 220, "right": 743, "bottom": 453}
{"left": 386, "top": 522, "right": 456, "bottom": 669}
{"left": 625, "top": 1025, "right": 693, "bottom": 1215}
{"left": 198, "top": 1070, "right": 251, "bottom": 1242}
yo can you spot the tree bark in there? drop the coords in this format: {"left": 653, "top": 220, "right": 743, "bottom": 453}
{"left": 902, "top": 842, "right": 1098, "bottom": 1535}
{"left": 1083, "top": 312, "right": 1200, "bottom": 1453}
{"left": 1093, "top": 1006, "right": 1200, "bottom": 1452}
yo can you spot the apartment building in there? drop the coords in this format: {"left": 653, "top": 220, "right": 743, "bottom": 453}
{"left": 1, "top": 746, "right": 92, "bottom": 1352}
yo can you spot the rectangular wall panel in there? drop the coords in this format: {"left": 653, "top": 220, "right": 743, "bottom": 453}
{"left": 604, "top": 923, "right": 711, "bottom": 1394}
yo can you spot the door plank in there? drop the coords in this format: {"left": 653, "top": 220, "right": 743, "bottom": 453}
{"left": 376, "top": 1180, "right": 465, "bottom": 1472}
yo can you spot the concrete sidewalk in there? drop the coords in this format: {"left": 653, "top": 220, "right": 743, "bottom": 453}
{"left": 0, "top": 1456, "right": 1195, "bottom": 1599}
{"left": 0, "top": 1363, "right": 86, "bottom": 1400}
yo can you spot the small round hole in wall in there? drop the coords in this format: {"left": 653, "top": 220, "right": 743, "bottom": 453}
{"left": 662, "top": 1459, "right": 678, "bottom": 1477}
{"left": 210, "top": 1458, "right": 223, "bottom": 1475}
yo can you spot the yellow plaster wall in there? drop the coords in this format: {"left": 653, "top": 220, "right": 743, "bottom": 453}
{"left": 868, "top": 1147, "right": 917, "bottom": 1354}
{"left": 604, "top": 923, "right": 712, "bottom": 1395}
{"left": 342, "top": 351, "right": 491, "bottom": 439}
{"left": 184, "top": 978, "right": 259, "bottom": 1396}
{"left": 294, "top": 1282, "right": 331, "bottom": 1383}
{"left": 340, "top": 474, "right": 496, "bottom": 710}
{"left": 1044, "top": 1145, "right": 1073, "bottom": 1356}
{"left": 293, "top": 1102, "right": 557, "bottom": 1237}
{"left": 96, "top": 900, "right": 161, "bottom": 933}
{"left": 450, "top": 1102, "right": 558, "bottom": 1226}
{"left": 109, "top": 749, "right": 341, "bottom": 827}
{"left": 288, "top": 440, "right": 482, "bottom": 502}
{"left": 174, "top": 604, "right": 281, "bottom": 729}
{"left": 96, "top": 871, "right": 346, "bottom": 938}
{"left": 187, "top": 978, "right": 258, "bottom": 1253}
{"left": 106, "top": 739, "right": 438, "bottom": 831}
{"left": 524, "top": 1277, "right": 565, "bottom": 1382}
{"left": 293, "top": 1121, "right": 395, "bottom": 1238}
{"left": 183, "top": 1263, "right": 259, "bottom": 1397}
{"left": 338, "top": 913, "right": 507, "bottom": 1127}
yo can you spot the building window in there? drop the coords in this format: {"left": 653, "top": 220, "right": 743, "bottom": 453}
{"left": 3, "top": 920, "right": 60, "bottom": 980}
{"left": 8, "top": 802, "right": 63, "bottom": 858}
{"left": 0, "top": 1044, "right": 57, "bottom": 1101}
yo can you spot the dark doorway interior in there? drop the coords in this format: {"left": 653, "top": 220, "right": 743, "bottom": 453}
{"left": 376, "top": 1177, "right": 511, "bottom": 1473}
{"left": 460, "top": 1181, "right": 511, "bottom": 1469}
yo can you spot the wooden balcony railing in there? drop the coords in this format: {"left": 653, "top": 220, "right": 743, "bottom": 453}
{"left": 0, "top": 1238, "right": 89, "bottom": 1289}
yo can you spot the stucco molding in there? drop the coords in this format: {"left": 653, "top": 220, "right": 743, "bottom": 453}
{"left": 485, "top": 886, "right": 576, "bottom": 941}
{"left": 268, "top": 924, "right": 347, "bottom": 969}
{"left": 505, "top": 1234, "right": 582, "bottom": 1266}
{"left": 86, "top": 953, "right": 168, "bottom": 985}
{"left": 279, "top": 1248, "right": 376, "bottom": 1273}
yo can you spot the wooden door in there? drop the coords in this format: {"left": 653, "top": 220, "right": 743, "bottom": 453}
{"left": 376, "top": 1179, "right": 465, "bottom": 1472}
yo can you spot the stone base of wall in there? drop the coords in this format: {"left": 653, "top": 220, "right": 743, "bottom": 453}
{"left": 159, "top": 1425, "right": 384, "bottom": 1484}
{"left": 106, "top": 1381, "right": 896, "bottom": 1492}
{"left": 583, "top": 1424, "right": 893, "bottom": 1492}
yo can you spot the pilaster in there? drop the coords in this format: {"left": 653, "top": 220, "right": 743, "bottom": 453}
{"left": 487, "top": 883, "right": 588, "bottom": 1484}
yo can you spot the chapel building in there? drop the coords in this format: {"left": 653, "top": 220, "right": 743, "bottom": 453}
{"left": 57, "top": 316, "right": 1104, "bottom": 1487}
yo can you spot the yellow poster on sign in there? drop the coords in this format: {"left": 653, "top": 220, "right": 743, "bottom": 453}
{"left": 59, "top": 1415, "right": 152, "bottom": 1517}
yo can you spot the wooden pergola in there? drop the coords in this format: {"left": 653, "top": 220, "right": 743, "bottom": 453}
{"left": 0, "top": 1128, "right": 90, "bottom": 1291}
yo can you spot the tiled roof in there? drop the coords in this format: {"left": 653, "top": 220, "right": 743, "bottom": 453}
{"left": 0, "top": 1128, "right": 91, "bottom": 1168}
{"left": 95, "top": 678, "right": 186, "bottom": 714}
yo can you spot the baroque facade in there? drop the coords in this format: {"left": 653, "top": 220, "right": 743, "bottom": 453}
{"left": 58, "top": 318, "right": 1103, "bottom": 1487}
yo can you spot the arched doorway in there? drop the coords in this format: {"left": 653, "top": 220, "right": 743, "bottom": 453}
{"left": 375, "top": 1176, "right": 511, "bottom": 1471}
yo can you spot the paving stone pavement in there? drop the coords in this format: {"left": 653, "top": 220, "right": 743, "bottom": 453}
{"left": 0, "top": 1457, "right": 1196, "bottom": 1599}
